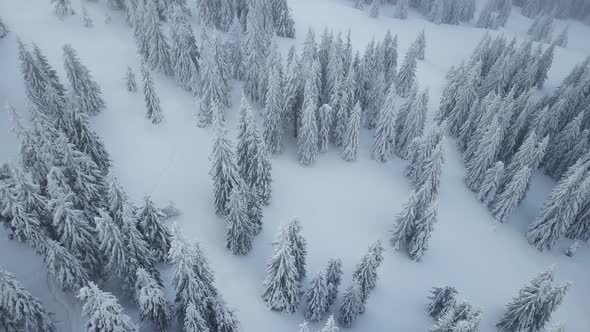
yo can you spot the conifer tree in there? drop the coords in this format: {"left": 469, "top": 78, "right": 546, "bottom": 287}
{"left": 414, "top": 30, "right": 426, "bottom": 61}
{"left": 430, "top": 307, "right": 456, "bottom": 332}
{"left": 183, "top": 302, "right": 209, "bottom": 332}
{"left": 342, "top": 101, "right": 361, "bottom": 162}
{"left": 396, "top": 47, "right": 418, "bottom": 97}
{"left": 237, "top": 96, "right": 272, "bottom": 205}
{"left": 427, "top": 286, "right": 458, "bottom": 319}
{"left": 273, "top": 0, "right": 296, "bottom": 38}
{"left": 226, "top": 182, "right": 255, "bottom": 255}
{"left": 263, "top": 62, "right": 284, "bottom": 155}
{"left": 554, "top": 25, "right": 568, "bottom": 48}
{"left": 52, "top": 0, "right": 75, "bottom": 19}
{"left": 262, "top": 226, "right": 300, "bottom": 313}
{"left": 18, "top": 40, "right": 47, "bottom": 111}
{"left": 492, "top": 166, "right": 533, "bottom": 223}
{"left": 448, "top": 63, "right": 480, "bottom": 138}
{"left": 198, "top": 36, "right": 229, "bottom": 127}
{"left": 298, "top": 62, "right": 320, "bottom": 166}
{"left": 82, "top": 6, "right": 93, "bottom": 27}
{"left": 305, "top": 272, "right": 329, "bottom": 321}
{"left": 44, "top": 239, "right": 90, "bottom": 291}
{"left": 137, "top": 196, "right": 171, "bottom": 263}
{"left": 534, "top": 43, "right": 555, "bottom": 89}
{"left": 243, "top": 1, "right": 272, "bottom": 104}
{"left": 396, "top": 88, "right": 428, "bottom": 158}
{"left": 63, "top": 44, "right": 105, "bottom": 116}
{"left": 395, "top": 0, "right": 409, "bottom": 19}
{"left": 0, "top": 270, "right": 55, "bottom": 332}
{"left": 465, "top": 114, "right": 503, "bottom": 191}
{"left": 95, "top": 209, "right": 128, "bottom": 280}
{"left": 338, "top": 282, "right": 364, "bottom": 328}
{"left": 478, "top": 161, "right": 505, "bottom": 208}
{"left": 287, "top": 217, "right": 307, "bottom": 281}
{"left": 210, "top": 116, "right": 240, "bottom": 215}
{"left": 321, "top": 315, "right": 339, "bottom": 332}
{"left": 211, "top": 295, "right": 239, "bottom": 332}
{"left": 0, "top": 16, "right": 8, "bottom": 38}
{"left": 318, "top": 104, "right": 333, "bottom": 153}
{"left": 332, "top": 64, "right": 354, "bottom": 146}
{"left": 372, "top": 84, "right": 397, "bottom": 162}
{"left": 141, "top": 63, "right": 163, "bottom": 124}
{"left": 369, "top": 0, "right": 380, "bottom": 18}
{"left": 78, "top": 282, "right": 138, "bottom": 332}
{"left": 408, "top": 201, "right": 437, "bottom": 261}
{"left": 125, "top": 66, "right": 137, "bottom": 92}
{"left": 170, "top": 11, "right": 200, "bottom": 91}
{"left": 140, "top": 0, "right": 172, "bottom": 75}
{"left": 390, "top": 190, "right": 419, "bottom": 250}
{"left": 352, "top": 241, "right": 383, "bottom": 302}
{"left": 134, "top": 268, "right": 171, "bottom": 331}
{"left": 325, "top": 258, "right": 343, "bottom": 307}
{"left": 299, "top": 320, "right": 310, "bottom": 332}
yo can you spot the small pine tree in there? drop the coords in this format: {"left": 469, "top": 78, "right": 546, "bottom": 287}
{"left": 338, "top": 282, "right": 364, "bottom": 328}
{"left": 183, "top": 302, "right": 209, "bottom": 332}
{"left": 124, "top": 66, "right": 137, "bottom": 92}
{"left": 63, "top": 44, "right": 105, "bottom": 116}
{"left": 390, "top": 191, "right": 419, "bottom": 250}
{"left": 141, "top": 63, "right": 163, "bottom": 124}
{"left": 137, "top": 196, "right": 171, "bottom": 263}
{"left": 82, "top": 6, "right": 93, "bottom": 28}
{"left": 395, "top": 0, "right": 409, "bottom": 19}
{"left": 342, "top": 101, "right": 362, "bottom": 162}
{"left": 325, "top": 258, "right": 343, "bottom": 307}
{"left": 305, "top": 272, "right": 329, "bottom": 321}
{"left": 225, "top": 182, "right": 255, "bottom": 255}
{"left": 369, "top": 0, "right": 380, "bottom": 18}
{"left": 262, "top": 226, "right": 301, "bottom": 313}
{"left": 263, "top": 63, "right": 285, "bottom": 155}
{"left": 372, "top": 84, "right": 397, "bottom": 162}
{"left": 415, "top": 30, "right": 426, "bottom": 61}
{"left": 78, "top": 282, "right": 138, "bottom": 332}
{"left": 0, "top": 270, "right": 55, "bottom": 331}
{"left": 134, "top": 268, "right": 171, "bottom": 332}
{"left": 52, "top": 0, "right": 75, "bottom": 19}
{"left": 427, "top": 286, "right": 458, "bottom": 319}
{"left": 321, "top": 315, "right": 339, "bottom": 332}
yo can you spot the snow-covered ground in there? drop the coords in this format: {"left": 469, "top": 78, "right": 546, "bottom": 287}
{"left": 1, "top": 0, "right": 590, "bottom": 331}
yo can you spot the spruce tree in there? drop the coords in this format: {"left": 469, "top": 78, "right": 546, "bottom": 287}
{"left": 390, "top": 190, "right": 419, "bottom": 250}
{"left": 396, "top": 88, "right": 428, "bottom": 159}
{"left": 225, "top": 182, "right": 255, "bottom": 255}
{"left": 198, "top": 36, "right": 230, "bottom": 127}
{"left": 408, "top": 201, "right": 437, "bottom": 262}
{"left": 211, "top": 295, "right": 239, "bottom": 332}
{"left": 140, "top": 0, "right": 172, "bottom": 75}
{"left": 396, "top": 46, "right": 418, "bottom": 97}
{"left": 298, "top": 62, "right": 320, "bottom": 166}
{"left": 287, "top": 217, "right": 307, "bottom": 281}
{"left": 338, "top": 282, "right": 364, "bottom": 328}
{"left": 414, "top": 30, "right": 426, "bottom": 60}
{"left": 318, "top": 104, "right": 333, "bottom": 153}
{"left": 369, "top": 0, "right": 380, "bottom": 18}
{"left": 63, "top": 44, "right": 105, "bottom": 116}
{"left": 305, "top": 272, "right": 329, "bottom": 321}
{"left": 372, "top": 83, "right": 397, "bottom": 162}
{"left": 0, "top": 270, "right": 55, "bottom": 332}
{"left": 137, "top": 195, "right": 171, "bottom": 263}
{"left": 209, "top": 116, "right": 240, "bottom": 215}
{"left": 325, "top": 258, "right": 343, "bottom": 307}
{"left": 263, "top": 62, "right": 284, "bottom": 155}
{"left": 236, "top": 96, "right": 272, "bottom": 205}
{"left": 262, "top": 226, "right": 300, "bottom": 313}
{"left": 395, "top": 0, "right": 409, "bottom": 19}
{"left": 332, "top": 64, "right": 354, "bottom": 147}
{"left": 141, "top": 63, "right": 163, "bottom": 124}
{"left": 134, "top": 268, "right": 171, "bottom": 332}
{"left": 492, "top": 166, "right": 533, "bottom": 223}
{"left": 534, "top": 44, "right": 555, "bottom": 89}
{"left": 0, "top": 16, "right": 8, "bottom": 38}
{"left": 465, "top": 115, "right": 503, "bottom": 192}
{"left": 273, "top": 0, "right": 296, "bottom": 38}
{"left": 82, "top": 6, "right": 93, "bottom": 28}
{"left": 352, "top": 241, "right": 383, "bottom": 302}
{"left": 78, "top": 282, "right": 138, "bottom": 332}
{"left": 170, "top": 11, "right": 200, "bottom": 91}
{"left": 427, "top": 286, "right": 458, "bottom": 319}
{"left": 478, "top": 161, "right": 505, "bottom": 208}
{"left": 52, "top": 0, "right": 75, "bottom": 19}
{"left": 342, "top": 101, "right": 361, "bottom": 162}
{"left": 321, "top": 315, "right": 339, "bottom": 332}
{"left": 183, "top": 302, "right": 209, "bottom": 332}
{"left": 44, "top": 239, "right": 90, "bottom": 291}
{"left": 95, "top": 210, "right": 128, "bottom": 280}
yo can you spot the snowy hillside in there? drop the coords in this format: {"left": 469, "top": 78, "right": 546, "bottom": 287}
{"left": 1, "top": 0, "right": 590, "bottom": 331}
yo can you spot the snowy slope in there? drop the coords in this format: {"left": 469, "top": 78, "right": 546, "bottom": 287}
{"left": 1, "top": 0, "right": 590, "bottom": 331}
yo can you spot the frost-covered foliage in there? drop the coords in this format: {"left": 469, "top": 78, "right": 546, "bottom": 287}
{"left": 170, "top": 10, "right": 200, "bottom": 91}
{"left": 427, "top": 286, "right": 458, "bottom": 319}
{"left": 338, "top": 281, "right": 364, "bottom": 327}
{"left": 209, "top": 116, "right": 240, "bottom": 216}
{"left": 135, "top": 0, "right": 172, "bottom": 75}
{"left": 352, "top": 241, "right": 383, "bottom": 303}
{"left": 225, "top": 181, "right": 256, "bottom": 255}
{"left": 137, "top": 196, "right": 171, "bottom": 263}
{"left": 341, "top": 101, "right": 362, "bottom": 162}
{"left": 141, "top": 63, "right": 163, "bottom": 124}
{"left": 477, "top": 0, "right": 513, "bottom": 29}
{"left": 0, "top": 270, "right": 55, "bottom": 331}
{"left": 63, "top": 44, "right": 105, "bottom": 116}
{"left": 372, "top": 84, "right": 397, "bottom": 162}
{"left": 134, "top": 268, "right": 171, "bottom": 332}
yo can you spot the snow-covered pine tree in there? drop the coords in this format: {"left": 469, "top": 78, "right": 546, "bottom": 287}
{"left": 496, "top": 268, "right": 569, "bottom": 332}
{"left": 527, "top": 159, "right": 590, "bottom": 251}
{"left": 48, "top": 193, "right": 102, "bottom": 276}
{"left": 414, "top": 30, "right": 426, "bottom": 61}
{"left": 0, "top": 270, "right": 55, "bottom": 331}
{"left": 318, "top": 104, "right": 333, "bottom": 153}
{"left": 0, "top": 16, "right": 9, "bottom": 38}
{"left": 262, "top": 225, "right": 301, "bottom": 313}
{"left": 342, "top": 101, "right": 361, "bottom": 162}
{"left": 122, "top": 212, "right": 159, "bottom": 288}
{"left": 237, "top": 96, "right": 272, "bottom": 205}
{"left": 395, "top": 0, "right": 409, "bottom": 19}
{"left": 465, "top": 115, "right": 503, "bottom": 192}
{"left": 124, "top": 66, "right": 138, "bottom": 93}
{"left": 141, "top": 63, "right": 163, "bottom": 124}
{"left": 492, "top": 166, "right": 533, "bottom": 223}
{"left": 52, "top": 0, "right": 75, "bottom": 19}
{"left": 243, "top": 0, "right": 272, "bottom": 104}
{"left": 430, "top": 306, "right": 456, "bottom": 332}
{"left": 476, "top": 0, "right": 498, "bottom": 29}
{"left": 527, "top": 14, "right": 554, "bottom": 43}
{"left": 396, "top": 46, "right": 418, "bottom": 97}
{"left": 325, "top": 258, "right": 343, "bottom": 307}
{"left": 369, "top": 0, "right": 380, "bottom": 18}
{"left": 390, "top": 189, "right": 419, "bottom": 251}
{"left": 209, "top": 115, "right": 240, "bottom": 216}
{"left": 95, "top": 209, "right": 129, "bottom": 279}
{"left": 298, "top": 61, "right": 320, "bottom": 166}
{"left": 134, "top": 267, "right": 171, "bottom": 332}
{"left": 305, "top": 272, "right": 329, "bottom": 321}
{"left": 78, "top": 282, "right": 138, "bottom": 332}
{"left": 225, "top": 181, "right": 255, "bottom": 255}
{"left": 299, "top": 320, "right": 310, "bottom": 332}
{"left": 139, "top": 0, "right": 172, "bottom": 75}
{"left": 197, "top": 34, "right": 230, "bottom": 127}
{"left": 272, "top": 0, "right": 296, "bottom": 38}
{"left": 63, "top": 44, "right": 105, "bottom": 116}
{"left": 534, "top": 43, "right": 555, "bottom": 89}
{"left": 44, "top": 238, "right": 89, "bottom": 291}
{"left": 372, "top": 83, "right": 397, "bottom": 162}
{"left": 321, "top": 315, "right": 339, "bottom": 332}
{"left": 82, "top": 6, "right": 93, "bottom": 28}
{"left": 448, "top": 62, "right": 480, "bottom": 138}
{"left": 332, "top": 63, "right": 354, "bottom": 146}
{"left": 396, "top": 88, "right": 428, "bottom": 159}
{"left": 408, "top": 200, "right": 437, "bottom": 261}
{"left": 554, "top": 25, "right": 568, "bottom": 48}
{"left": 263, "top": 61, "right": 284, "bottom": 155}
{"left": 427, "top": 286, "right": 458, "bottom": 319}
{"left": 338, "top": 281, "right": 364, "bottom": 328}
{"left": 227, "top": 16, "right": 245, "bottom": 80}
{"left": 352, "top": 241, "right": 383, "bottom": 302}
{"left": 18, "top": 40, "right": 48, "bottom": 112}
{"left": 287, "top": 217, "right": 307, "bottom": 281}
{"left": 478, "top": 161, "right": 505, "bottom": 208}
{"left": 210, "top": 294, "right": 239, "bottom": 332}
{"left": 170, "top": 10, "right": 200, "bottom": 91}
{"left": 137, "top": 195, "right": 171, "bottom": 263}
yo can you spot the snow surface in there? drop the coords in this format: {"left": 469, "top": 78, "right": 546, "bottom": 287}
{"left": 1, "top": 0, "right": 590, "bottom": 331}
